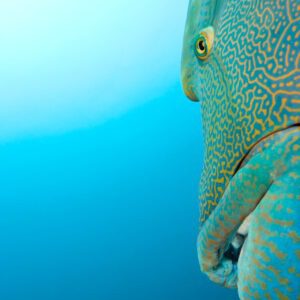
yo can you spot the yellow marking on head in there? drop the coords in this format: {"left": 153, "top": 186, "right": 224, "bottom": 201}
{"left": 275, "top": 288, "right": 289, "bottom": 300}
{"left": 260, "top": 212, "right": 294, "bottom": 227}
{"left": 265, "top": 293, "right": 272, "bottom": 300}
{"left": 253, "top": 247, "right": 271, "bottom": 262}
{"left": 288, "top": 231, "right": 300, "bottom": 243}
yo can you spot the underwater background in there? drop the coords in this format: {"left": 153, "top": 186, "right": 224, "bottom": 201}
{"left": 0, "top": 0, "right": 238, "bottom": 299}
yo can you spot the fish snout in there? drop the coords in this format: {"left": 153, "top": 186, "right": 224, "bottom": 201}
{"left": 181, "top": 67, "right": 198, "bottom": 101}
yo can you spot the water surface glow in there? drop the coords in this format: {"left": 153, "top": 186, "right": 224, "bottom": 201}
{"left": 0, "top": 0, "right": 186, "bottom": 140}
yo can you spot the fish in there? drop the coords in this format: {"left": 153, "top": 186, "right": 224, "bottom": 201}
{"left": 181, "top": 0, "right": 300, "bottom": 298}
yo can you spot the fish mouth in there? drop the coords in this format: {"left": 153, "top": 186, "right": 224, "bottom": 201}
{"left": 223, "top": 213, "right": 252, "bottom": 263}
{"left": 225, "top": 125, "right": 300, "bottom": 262}
{"left": 199, "top": 124, "right": 300, "bottom": 288}
{"left": 227, "top": 124, "right": 300, "bottom": 257}
{"left": 223, "top": 125, "right": 300, "bottom": 264}
{"left": 219, "top": 125, "right": 300, "bottom": 264}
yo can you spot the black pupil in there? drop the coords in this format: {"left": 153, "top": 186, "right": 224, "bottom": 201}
{"left": 199, "top": 40, "right": 205, "bottom": 51}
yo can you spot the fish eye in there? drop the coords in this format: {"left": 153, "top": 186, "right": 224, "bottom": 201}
{"left": 196, "top": 36, "right": 207, "bottom": 57}
{"left": 195, "top": 27, "right": 214, "bottom": 60}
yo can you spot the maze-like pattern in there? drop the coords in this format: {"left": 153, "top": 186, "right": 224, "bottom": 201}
{"left": 196, "top": 127, "right": 300, "bottom": 298}
{"left": 183, "top": 0, "right": 300, "bottom": 223}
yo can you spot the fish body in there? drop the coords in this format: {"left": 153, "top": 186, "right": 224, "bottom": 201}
{"left": 181, "top": 0, "right": 300, "bottom": 298}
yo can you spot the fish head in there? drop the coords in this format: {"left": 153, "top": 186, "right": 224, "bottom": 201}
{"left": 181, "top": 0, "right": 300, "bottom": 223}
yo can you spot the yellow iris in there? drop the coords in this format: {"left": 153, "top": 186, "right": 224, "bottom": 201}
{"left": 195, "top": 27, "right": 214, "bottom": 60}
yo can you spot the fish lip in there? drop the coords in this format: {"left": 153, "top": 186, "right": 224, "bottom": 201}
{"left": 223, "top": 125, "right": 300, "bottom": 264}
{"left": 233, "top": 123, "right": 300, "bottom": 175}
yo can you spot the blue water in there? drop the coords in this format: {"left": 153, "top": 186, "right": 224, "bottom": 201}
{"left": 0, "top": 85, "right": 238, "bottom": 299}
{"left": 0, "top": 1, "right": 239, "bottom": 299}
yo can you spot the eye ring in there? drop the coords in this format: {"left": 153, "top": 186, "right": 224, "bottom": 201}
{"left": 194, "top": 27, "right": 214, "bottom": 61}
{"left": 195, "top": 34, "right": 208, "bottom": 58}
